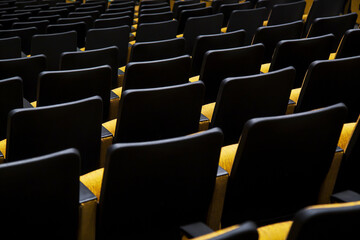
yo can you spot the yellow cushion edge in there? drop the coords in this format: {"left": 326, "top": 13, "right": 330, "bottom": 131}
{"left": 80, "top": 168, "right": 104, "bottom": 201}
{"left": 219, "top": 143, "right": 238, "bottom": 175}
{"left": 258, "top": 221, "right": 293, "bottom": 240}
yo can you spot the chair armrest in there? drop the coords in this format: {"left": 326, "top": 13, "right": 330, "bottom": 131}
{"left": 180, "top": 222, "right": 214, "bottom": 239}
{"left": 331, "top": 190, "right": 360, "bottom": 203}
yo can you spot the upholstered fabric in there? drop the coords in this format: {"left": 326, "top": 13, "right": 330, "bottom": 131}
{"left": 79, "top": 199, "right": 97, "bottom": 240}
{"left": 190, "top": 75, "right": 200, "bottom": 82}
{"left": 100, "top": 135, "right": 113, "bottom": 168}
{"left": 261, "top": 63, "right": 270, "bottom": 73}
{"left": 80, "top": 168, "right": 104, "bottom": 201}
{"left": 201, "top": 102, "right": 215, "bottom": 122}
{"left": 329, "top": 52, "right": 336, "bottom": 60}
{"left": 289, "top": 88, "right": 301, "bottom": 103}
{"left": 0, "top": 138, "right": 6, "bottom": 159}
{"left": 338, "top": 122, "right": 357, "bottom": 151}
{"left": 219, "top": 143, "right": 238, "bottom": 174}
{"left": 190, "top": 225, "right": 241, "bottom": 240}
{"left": 103, "top": 119, "right": 117, "bottom": 136}
{"left": 307, "top": 200, "right": 360, "bottom": 209}
{"left": 258, "top": 221, "right": 293, "bottom": 240}
{"left": 263, "top": 20, "right": 268, "bottom": 26}
{"left": 221, "top": 27, "right": 227, "bottom": 33}
{"left": 31, "top": 101, "right": 37, "bottom": 107}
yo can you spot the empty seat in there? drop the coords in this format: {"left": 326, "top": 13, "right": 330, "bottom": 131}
{"left": 0, "top": 36, "right": 21, "bottom": 59}
{"left": 46, "top": 22, "right": 87, "bottom": 48}
{"left": 135, "top": 19, "right": 178, "bottom": 42}
{"left": 178, "top": 6, "right": 213, "bottom": 34}
{"left": 334, "top": 28, "right": 360, "bottom": 59}
{"left": 0, "top": 26, "right": 38, "bottom": 55}
{"left": 219, "top": 1, "right": 252, "bottom": 27}
{"left": 93, "top": 16, "right": 132, "bottom": 28}
{"left": 57, "top": 16, "right": 94, "bottom": 30}
{"left": 12, "top": 19, "right": 49, "bottom": 33}
{"left": 266, "top": 0, "right": 306, "bottom": 26}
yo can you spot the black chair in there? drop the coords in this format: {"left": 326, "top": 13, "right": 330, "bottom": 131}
{"left": 1, "top": 11, "right": 31, "bottom": 21}
{"left": 29, "top": 14, "right": 61, "bottom": 24}
{"left": 109, "top": 1, "right": 135, "bottom": 9}
{"left": 0, "top": 17, "right": 19, "bottom": 29}
{"left": 306, "top": 12, "right": 358, "bottom": 52}
{"left": 174, "top": 2, "right": 206, "bottom": 20}
{"left": 96, "top": 127, "right": 223, "bottom": 239}
{"left": 46, "top": 22, "right": 87, "bottom": 48}
{"left": 269, "top": 33, "right": 334, "bottom": 89}
{"left": 139, "top": 5, "right": 170, "bottom": 14}
{"left": 24, "top": 3, "right": 50, "bottom": 10}
{"left": 172, "top": 0, "right": 200, "bottom": 18}
{"left": 31, "top": 31, "right": 77, "bottom": 71}
{"left": 113, "top": 81, "right": 205, "bottom": 143}
{"left": 178, "top": 6, "right": 213, "bottom": 34}
{"left": 60, "top": 46, "right": 119, "bottom": 89}
{"left": 252, "top": 20, "right": 303, "bottom": 63}
{"left": 211, "top": 0, "right": 238, "bottom": 13}
{"left": 255, "top": 0, "right": 302, "bottom": 16}
{"left": 183, "top": 13, "right": 223, "bottom": 55}
{"left": 219, "top": 2, "right": 252, "bottom": 27}
{"left": 93, "top": 16, "right": 132, "bottom": 28}
{"left": 129, "top": 37, "right": 186, "bottom": 62}
{"left": 137, "top": 11, "right": 173, "bottom": 25}
{"left": 136, "top": 19, "right": 178, "bottom": 42}
{"left": 0, "top": 55, "right": 46, "bottom": 102}
{"left": 106, "top": 6, "right": 134, "bottom": 15}
{"left": 221, "top": 102, "right": 347, "bottom": 227}
{"left": 295, "top": 55, "right": 360, "bottom": 123}
{"left": 75, "top": 5, "right": 104, "bottom": 14}
{"left": 12, "top": 20, "right": 49, "bottom": 33}
{"left": 100, "top": 10, "right": 133, "bottom": 19}
{"left": 335, "top": 28, "right": 360, "bottom": 59}
{"left": 0, "top": 148, "right": 80, "bottom": 240}
{"left": 191, "top": 29, "right": 245, "bottom": 76}
{"left": 267, "top": 0, "right": 306, "bottom": 26}
{"left": 85, "top": 26, "right": 130, "bottom": 68}
{"left": 0, "top": 6, "right": 17, "bottom": 14}
{"left": 6, "top": 96, "right": 102, "bottom": 174}
{"left": 38, "top": 8, "right": 68, "bottom": 18}
{"left": 0, "top": 36, "right": 21, "bottom": 59}
{"left": 50, "top": 5, "right": 76, "bottom": 12}
{"left": 57, "top": 16, "right": 95, "bottom": 30}
{"left": 14, "top": 7, "right": 41, "bottom": 16}
{"left": 0, "top": 77, "right": 23, "bottom": 141}
{"left": 0, "top": 26, "right": 38, "bottom": 55}
{"left": 68, "top": 10, "right": 100, "bottom": 19}
{"left": 123, "top": 55, "right": 191, "bottom": 91}
{"left": 210, "top": 67, "right": 295, "bottom": 145}
{"left": 199, "top": 44, "right": 264, "bottom": 104}
{"left": 226, "top": 7, "right": 268, "bottom": 45}
{"left": 37, "top": 65, "right": 112, "bottom": 122}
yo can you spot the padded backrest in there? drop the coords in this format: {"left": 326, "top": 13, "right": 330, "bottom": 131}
{"left": 336, "top": 29, "right": 360, "bottom": 59}
{"left": 295, "top": 55, "right": 360, "bottom": 122}
{"left": 0, "top": 55, "right": 46, "bottom": 102}
{"left": 85, "top": 26, "right": 130, "bottom": 67}
{"left": 253, "top": 20, "right": 303, "bottom": 63}
{"left": 270, "top": 33, "right": 334, "bottom": 88}
{"left": 123, "top": 54, "right": 191, "bottom": 91}
{"left": 93, "top": 15, "right": 132, "bottom": 28}
{"left": 38, "top": 8, "right": 69, "bottom": 17}
{"left": 6, "top": 96, "right": 102, "bottom": 174}
{"left": 306, "top": 13, "right": 358, "bottom": 52}
{"left": 200, "top": 43, "right": 264, "bottom": 104}
{"left": 75, "top": 4, "right": 104, "bottom": 13}
{"left": 267, "top": 0, "right": 306, "bottom": 26}
{"left": 175, "top": 2, "right": 206, "bottom": 20}
{"left": 100, "top": 10, "right": 133, "bottom": 19}
{"left": 109, "top": 1, "right": 135, "bottom": 9}
{"left": 31, "top": 30, "right": 77, "bottom": 71}
{"left": 2, "top": 11, "right": 31, "bottom": 21}
{"left": 140, "top": 5, "right": 171, "bottom": 15}
{"left": 98, "top": 128, "right": 223, "bottom": 239}
{"left": 0, "top": 77, "right": 23, "bottom": 140}
{"left": 60, "top": 46, "right": 119, "bottom": 89}
{"left": 37, "top": 65, "right": 111, "bottom": 122}
{"left": 46, "top": 22, "right": 87, "bottom": 48}
{"left": 219, "top": 1, "right": 252, "bottom": 27}
{"left": 12, "top": 19, "right": 49, "bottom": 33}
{"left": 68, "top": 10, "right": 100, "bottom": 19}
{"left": 106, "top": 6, "right": 134, "bottom": 14}
{"left": 0, "top": 26, "right": 38, "bottom": 55}
{"left": 178, "top": 6, "right": 212, "bottom": 34}
{"left": 173, "top": 0, "right": 200, "bottom": 17}
{"left": 137, "top": 11, "right": 173, "bottom": 25}
{"left": 0, "top": 36, "right": 21, "bottom": 59}
{"left": 0, "top": 17, "right": 19, "bottom": 29}
{"left": 0, "top": 148, "right": 80, "bottom": 240}
{"left": 130, "top": 37, "right": 186, "bottom": 62}
{"left": 222, "top": 103, "right": 347, "bottom": 227}
{"left": 227, "top": 7, "right": 268, "bottom": 45}
{"left": 29, "top": 14, "right": 61, "bottom": 24}
{"left": 114, "top": 81, "right": 205, "bottom": 143}
{"left": 256, "top": 0, "right": 302, "bottom": 16}
{"left": 211, "top": 67, "right": 295, "bottom": 145}
{"left": 287, "top": 203, "right": 360, "bottom": 240}
{"left": 191, "top": 29, "right": 245, "bottom": 76}
{"left": 211, "top": 0, "right": 239, "bottom": 13}
{"left": 57, "top": 16, "right": 94, "bottom": 30}
{"left": 136, "top": 19, "right": 178, "bottom": 42}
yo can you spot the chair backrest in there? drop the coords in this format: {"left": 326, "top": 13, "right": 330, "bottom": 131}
{"left": 46, "top": 22, "right": 87, "bottom": 48}
{"left": 252, "top": 20, "right": 303, "bottom": 63}
{"left": 335, "top": 29, "right": 360, "bottom": 59}
{"left": 75, "top": 4, "right": 104, "bottom": 13}
{"left": 219, "top": 1, "right": 252, "bottom": 27}
{"left": 0, "top": 17, "right": 19, "bottom": 29}
{"left": 137, "top": 11, "right": 173, "bottom": 25}
{"left": 211, "top": 0, "right": 239, "bottom": 13}
{"left": 37, "top": 65, "right": 111, "bottom": 122}
{"left": 267, "top": 0, "right": 306, "bottom": 26}
{"left": 211, "top": 67, "right": 295, "bottom": 145}
{"left": 29, "top": 14, "right": 61, "bottom": 24}
{"left": 85, "top": 26, "right": 130, "bottom": 67}
{"left": 105, "top": 6, "right": 134, "bottom": 15}
{"left": 109, "top": 1, "right": 135, "bottom": 9}
{"left": 12, "top": 19, "right": 49, "bottom": 33}
{"left": 93, "top": 15, "right": 132, "bottom": 28}
{"left": 200, "top": 44, "right": 264, "bottom": 104}
{"left": 221, "top": 103, "right": 347, "bottom": 227}
{"left": 129, "top": 37, "right": 186, "bottom": 62}
{"left": 0, "top": 55, "right": 46, "bottom": 102}
{"left": 286, "top": 202, "right": 360, "bottom": 240}
{"left": 256, "top": 0, "right": 302, "bottom": 16}
{"left": 191, "top": 29, "right": 245, "bottom": 76}
{"left": 60, "top": 46, "right": 119, "bottom": 89}
{"left": 226, "top": 7, "right": 268, "bottom": 45}
{"left": 306, "top": 12, "right": 358, "bottom": 52}
{"left": 98, "top": 127, "right": 223, "bottom": 239}
{"left": 68, "top": 10, "right": 100, "bottom": 19}
{"left": 25, "top": 3, "right": 50, "bottom": 10}
{"left": 100, "top": 10, "right": 133, "bottom": 19}
{"left": 0, "top": 148, "right": 80, "bottom": 240}
{"left": 57, "top": 16, "right": 94, "bottom": 30}
{"left": 0, "top": 36, "right": 21, "bottom": 59}
{"left": 139, "top": 5, "right": 170, "bottom": 15}
{"left": 183, "top": 13, "right": 223, "bottom": 55}
{"left": 173, "top": 0, "right": 200, "bottom": 17}
{"left": 136, "top": 19, "right": 178, "bottom": 42}
{"left": 6, "top": 96, "right": 102, "bottom": 174}
{"left": 123, "top": 55, "right": 191, "bottom": 91}
{"left": 2, "top": 11, "right": 31, "bottom": 21}
{"left": 175, "top": 2, "right": 206, "bottom": 20}
{"left": 178, "top": 6, "right": 213, "bottom": 34}
{"left": 0, "top": 26, "right": 38, "bottom": 55}
{"left": 38, "top": 8, "right": 69, "bottom": 18}
{"left": 31, "top": 30, "right": 77, "bottom": 71}
{"left": 0, "top": 77, "right": 23, "bottom": 140}
{"left": 114, "top": 81, "right": 205, "bottom": 143}
{"left": 269, "top": 33, "right": 334, "bottom": 88}
{"left": 295, "top": 55, "right": 360, "bottom": 122}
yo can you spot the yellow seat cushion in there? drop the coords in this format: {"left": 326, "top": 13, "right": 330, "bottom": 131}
{"left": 0, "top": 138, "right": 6, "bottom": 159}
{"left": 261, "top": 63, "right": 271, "bottom": 73}
{"left": 80, "top": 168, "right": 104, "bottom": 200}
{"left": 329, "top": 52, "right": 336, "bottom": 60}
{"left": 258, "top": 221, "right": 293, "bottom": 240}
{"left": 221, "top": 27, "right": 227, "bottom": 33}
{"left": 189, "top": 75, "right": 200, "bottom": 82}
{"left": 338, "top": 122, "right": 357, "bottom": 151}
{"left": 102, "top": 119, "right": 117, "bottom": 136}
{"left": 177, "top": 33, "right": 184, "bottom": 38}
{"left": 263, "top": 20, "right": 268, "bottom": 26}
{"left": 132, "top": 24, "right": 137, "bottom": 31}
{"left": 31, "top": 101, "right": 37, "bottom": 107}
{"left": 219, "top": 143, "right": 238, "bottom": 174}
{"left": 190, "top": 225, "right": 242, "bottom": 240}
{"left": 111, "top": 87, "right": 122, "bottom": 100}
{"left": 289, "top": 88, "right": 301, "bottom": 104}
{"left": 80, "top": 47, "right": 85, "bottom": 51}
{"left": 201, "top": 102, "right": 215, "bottom": 122}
